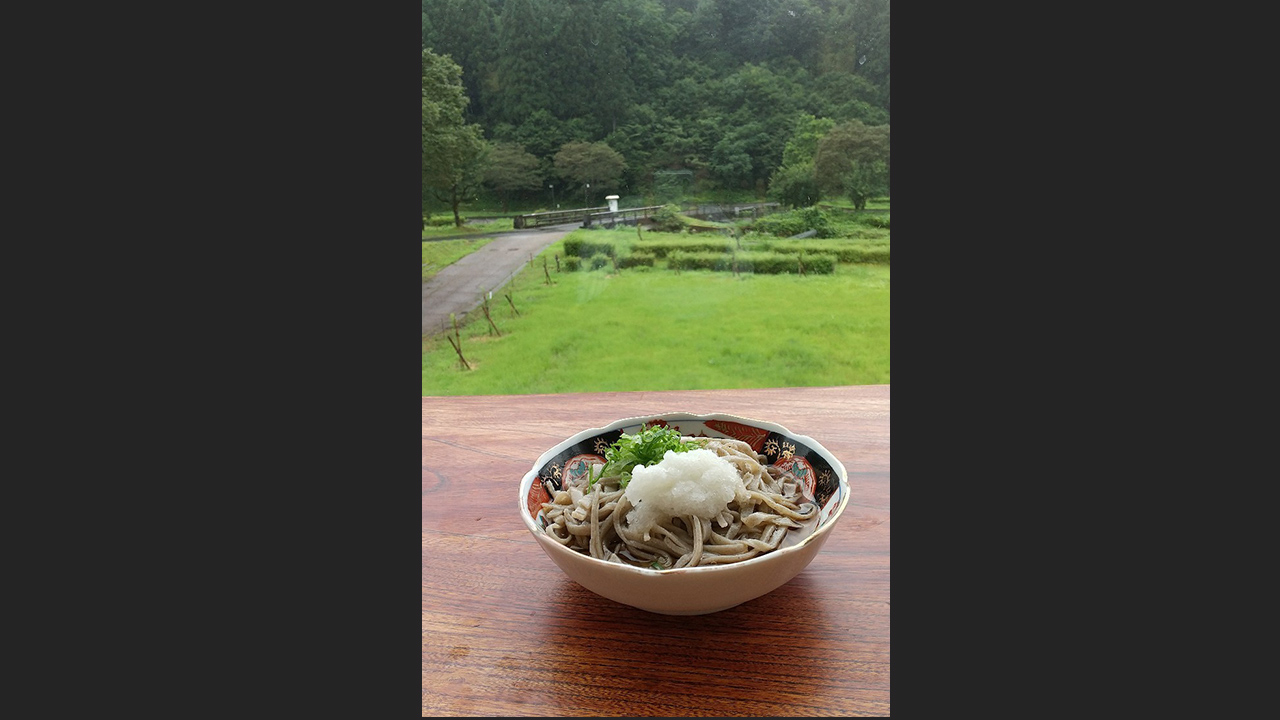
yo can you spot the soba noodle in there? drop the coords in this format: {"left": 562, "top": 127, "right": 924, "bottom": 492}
{"left": 540, "top": 437, "right": 817, "bottom": 569}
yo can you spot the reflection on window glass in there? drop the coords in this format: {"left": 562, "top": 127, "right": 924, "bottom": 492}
{"left": 423, "top": 0, "right": 889, "bottom": 396}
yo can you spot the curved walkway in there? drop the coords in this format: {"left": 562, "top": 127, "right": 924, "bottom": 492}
{"left": 421, "top": 222, "right": 578, "bottom": 337}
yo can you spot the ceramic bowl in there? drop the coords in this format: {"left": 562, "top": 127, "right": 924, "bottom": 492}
{"left": 518, "top": 412, "right": 850, "bottom": 615}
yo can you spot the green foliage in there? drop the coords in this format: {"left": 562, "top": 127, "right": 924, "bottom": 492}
{"left": 487, "top": 0, "right": 556, "bottom": 126}
{"left": 553, "top": 141, "right": 627, "bottom": 203}
{"left": 588, "top": 253, "right": 612, "bottom": 270}
{"left": 616, "top": 253, "right": 656, "bottom": 269}
{"left": 648, "top": 204, "right": 688, "bottom": 233}
{"left": 668, "top": 251, "right": 835, "bottom": 275}
{"left": 594, "top": 424, "right": 707, "bottom": 488}
{"left": 781, "top": 114, "right": 836, "bottom": 168}
{"left": 750, "top": 207, "right": 833, "bottom": 238}
{"left": 814, "top": 120, "right": 890, "bottom": 207}
{"left": 423, "top": 48, "right": 487, "bottom": 226}
{"left": 710, "top": 135, "right": 754, "bottom": 188}
{"left": 563, "top": 237, "right": 617, "bottom": 258}
{"left": 420, "top": 0, "right": 889, "bottom": 219}
{"left": 421, "top": 0, "right": 496, "bottom": 120}
{"left": 634, "top": 236, "right": 734, "bottom": 258}
{"left": 806, "top": 72, "right": 889, "bottom": 125}
{"left": 768, "top": 162, "right": 821, "bottom": 209}
{"left": 841, "top": 160, "right": 889, "bottom": 211}
{"left": 767, "top": 240, "right": 890, "bottom": 265}
{"left": 481, "top": 142, "right": 543, "bottom": 212}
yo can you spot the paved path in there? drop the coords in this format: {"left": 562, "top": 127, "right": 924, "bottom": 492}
{"left": 422, "top": 223, "right": 578, "bottom": 336}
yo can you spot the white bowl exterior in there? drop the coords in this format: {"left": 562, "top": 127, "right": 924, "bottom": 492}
{"left": 518, "top": 412, "right": 851, "bottom": 615}
{"left": 531, "top": 524, "right": 834, "bottom": 615}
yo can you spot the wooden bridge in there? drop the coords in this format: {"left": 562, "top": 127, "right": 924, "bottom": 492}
{"left": 511, "top": 207, "right": 608, "bottom": 229}
{"left": 514, "top": 202, "right": 781, "bottom": 230}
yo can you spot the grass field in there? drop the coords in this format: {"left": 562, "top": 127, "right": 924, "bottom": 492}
{"left": 421, "top": 236, "right": 499, "bottom": 281}
{"left": 422, "top": 224, "right": 484, "bottom": 240}
{"left": 422, "top": 238, "right": 889, "bottom": 395}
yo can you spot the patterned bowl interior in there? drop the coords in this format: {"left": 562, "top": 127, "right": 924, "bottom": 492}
{"left": 524, "top": 414, "right": 846, "bottom": 534}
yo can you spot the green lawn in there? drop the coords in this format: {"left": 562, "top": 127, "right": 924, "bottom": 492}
{"left": 422, "top": 224, "right": 485, "bottom": 240}
{"left": 422, "top": 236, "right": 500, "bottom": 281}
{"left": 422, "top": 242, "right": 889, "bottom": 395}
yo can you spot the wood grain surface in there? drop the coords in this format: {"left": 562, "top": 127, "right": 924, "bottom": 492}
{"left": 422, "top": 385, "right": 891, "bottom": 717}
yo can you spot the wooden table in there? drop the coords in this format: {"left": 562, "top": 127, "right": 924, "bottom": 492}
{"left": 422, "top": 386, "right": 890, "bottom": 716}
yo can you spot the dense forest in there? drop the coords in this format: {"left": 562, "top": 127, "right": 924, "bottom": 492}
{"left": 422, "top": 0, "right": 889, "bottom": 222}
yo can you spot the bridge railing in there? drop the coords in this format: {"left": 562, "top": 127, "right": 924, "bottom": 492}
{"left": 584, "top": 206, "right": 667, "bottom": 227}
{"left": 513, "top": 207, "right": 609, "bottom": 229}
{"left": 584, "top": 202, "right": 782, "bottom": 228}
{"left": 518, "top": 202, "right": 783, "bottom": 230}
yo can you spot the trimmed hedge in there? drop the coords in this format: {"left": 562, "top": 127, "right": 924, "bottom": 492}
{"left": 768, "top": 240, "right": 890, "bottom": 265}
{"left": 563, "top": 237, "right": 617, "bottom": 258}
{"left": 749, "top": 207, "right": 834, "bottom": 238}
{"left": 562, "top": 253, "right": 655, "bottom": 271}
{"left": 667, "top": 251, "right": 836, "bottom": 275}
{"left": 616, "top": 253, "right": 656, "bottom": 269}
{"left": 633, "top": 238, "right": 735, "bottom": 258}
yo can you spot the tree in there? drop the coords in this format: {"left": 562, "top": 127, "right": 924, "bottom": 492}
{"left": 710, "top": 135, "right": 754, "bottom": 189}
{"left": 813, "top": 119, "right": 890, "bottom": 209}
{"left": 840, "top": 159, "right": 889, "bottom": 210}
{"left": 553, "top": 141, "right": 626, "bottom": 205}
{"left": 768, "top": 162, "right": 820, "bottom": 208}
{"left": 423, "top": 49, "right": 487, "bottom": 227}
{"left": 781, "top": 114, "right": 836, "bottom": 167}
{"left": 420, "top": 0, "right": 498, "bottom": 124}
{"left": 805, "top": 71, "right": 889, "bottom": 125}
{"left": 487, "top": 0, "right": 556, "bottom": 128}
{"left": 481, "top": 142, "right": 543, "bottom": 212}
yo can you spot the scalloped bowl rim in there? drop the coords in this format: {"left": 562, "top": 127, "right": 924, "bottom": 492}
{"left": 517, "top": 411, "right": 851, "bottom": 578}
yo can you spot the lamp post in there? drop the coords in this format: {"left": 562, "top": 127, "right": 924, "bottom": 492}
{"left": 549, "top": 183, "right": 555, "bottom": 209}
{"left": 584, "top": 182, "right": 590, "bottom": 208}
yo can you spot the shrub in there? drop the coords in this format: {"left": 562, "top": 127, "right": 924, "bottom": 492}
{"left": 563, "top": 237, "right": 617, "bottom": 258}
{"left": 634, "top": 238, "right": 735, "bottom": 258}
{"left": 666, "top": 252, "right": 722, "bottom": 272}
{"left": 768, "top": 240, "right": 890, "bottom": 264}
{"left": 588, "top": 253, "right": 611, "bottom": 270}
{"left": 665, "top": 251, "right": 835, "bottom": 274}
{"left": 768, "top": 162, "right": 821, "bottom": 208}
{"left": 616, "top": 253, "right": 656, "bottom": 269}
{"left": 563, "top": 256, "right": 582, "bottom": 271}
{"left": 649, "top": 204, "right": 686, "bottom": 233}
{"left": 751, "top": 253, "right": 835, "bottom": 275}
{"left": 749, "top": 207, "right": 832, "bottom": 238}
{"left": 842, "top": 244, "right": 890, "bottom": 264}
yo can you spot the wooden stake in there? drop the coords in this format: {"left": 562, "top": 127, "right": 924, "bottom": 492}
{"left": 447, "top": 314, "right": 471, "bottom": 370}
{"left": 543, "top": 256, "right": 553, "bottom": 285}
{"left": 481, "top": 294, "right": 502, "bottom": 337}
